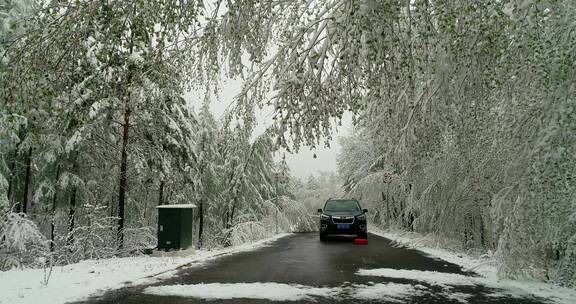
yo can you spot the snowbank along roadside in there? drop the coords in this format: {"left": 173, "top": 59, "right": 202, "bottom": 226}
{"left": 0, "top": 233, "right": 291, "bottom": 304}
{"left": 370, "top": 228, "right": 576, "bottom": 304}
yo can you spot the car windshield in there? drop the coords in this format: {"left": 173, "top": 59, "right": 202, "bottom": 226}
{"left": 324, "top": 200, "right": 360, "bottom": 212}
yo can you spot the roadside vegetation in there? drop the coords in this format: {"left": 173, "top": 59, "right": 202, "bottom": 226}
{"left": 0, "top": 0, "right": 312, "bottom": 270}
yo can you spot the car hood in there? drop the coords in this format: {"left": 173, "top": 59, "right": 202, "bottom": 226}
{"left": 323, "top": 211, "right": 363, "bottom": 217}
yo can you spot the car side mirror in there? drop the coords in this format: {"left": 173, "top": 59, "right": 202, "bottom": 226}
{"left": 363, "top": 209, "right": 368, "bottom": 213}
{"left": 317, "top": 208, "right": 323, "bottom": 213}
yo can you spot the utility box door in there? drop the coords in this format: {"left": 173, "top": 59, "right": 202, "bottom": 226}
{"left": 158, "top": 209, "right": 181, "bottom": 250}
{"left": 156, "top": 204, "right": 196, "bottom": 251}
{"left": 178, "top": 208, "right": 193, "bottom": 249}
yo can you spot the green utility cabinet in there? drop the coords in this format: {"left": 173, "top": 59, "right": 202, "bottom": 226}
{"left": 156, "top": 204, "right": 196, "bottom": 251}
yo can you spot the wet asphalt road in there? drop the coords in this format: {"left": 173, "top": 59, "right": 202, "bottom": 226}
{"left": 77, "top": 233, "right": 550, "bottom": 304}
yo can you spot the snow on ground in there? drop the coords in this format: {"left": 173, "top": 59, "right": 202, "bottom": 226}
{"left": 144, "top": 282, "right": 335, "bottom": 301}
{"left": 0, "top": 233, "right": 290, "bottom": 304}
{"left": 351, "top": 282, "right": 423, "bottom": 302}
{"left": 357, "top": 268, "right": 476, "bottom": 287}
{"left": 370, "top": 228, "right": 576, "bottom": 304}
{"left": 357, "top": 266, "right": 576, "bottom": 303}
{"left": 144, "top": 282, "right": 426, "bottom": 302}
{"left": 445, "top": 292, "right": 474, "bottom": 304}
{"left": 370, "top": 228, "right": 496, "bottom": 277}
{"left": 143, "top": 281, "right": 459, "bottom": 303}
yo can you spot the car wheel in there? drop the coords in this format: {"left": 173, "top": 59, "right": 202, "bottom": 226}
{"left": 319, "top": 232, "right": 327, "bottom": 242}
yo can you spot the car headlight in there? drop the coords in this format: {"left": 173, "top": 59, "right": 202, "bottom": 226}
{"left": 320, "top": 214, "right": 330, "bottom": 220}
{"left": 356, "top": 214, "right": 367, "bottom": 221}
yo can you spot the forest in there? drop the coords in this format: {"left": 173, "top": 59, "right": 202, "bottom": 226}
{"left": 1, "top": 0, "right": 575, "bottom": 289}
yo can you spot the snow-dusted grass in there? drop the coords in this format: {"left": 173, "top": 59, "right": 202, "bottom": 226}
{"left": 0, "top": 233, "right": 290, "bottom": 304}
{"left": 370, "top": 228, "right": 576, "bottom": 304}
{"left": 144, "top": 282, "right": 335, "bottom": 301}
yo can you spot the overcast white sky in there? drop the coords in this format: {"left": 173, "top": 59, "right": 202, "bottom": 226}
{"left": 183, "top": 79, "right": 352, "bottom": 181}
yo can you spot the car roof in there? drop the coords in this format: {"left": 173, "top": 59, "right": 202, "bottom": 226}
{"left": 326, "top": 198, "right": 359, "bottom": 202}
{"left": 324, "top": 198, "right": 361, "bottom": 207}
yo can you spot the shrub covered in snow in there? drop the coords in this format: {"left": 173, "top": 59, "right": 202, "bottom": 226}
{"left": 0, "top": 211, "right": 47, "bottom": 270}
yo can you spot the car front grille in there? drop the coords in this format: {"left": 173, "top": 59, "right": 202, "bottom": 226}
{"left": 332, "top": 216, "right": 354, "bottom": 224}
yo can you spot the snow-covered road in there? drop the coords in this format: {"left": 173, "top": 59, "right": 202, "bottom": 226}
{"left": 69, "top": 233, "right": 575, "bottom": 304}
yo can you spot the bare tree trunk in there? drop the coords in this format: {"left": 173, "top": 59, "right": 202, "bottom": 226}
{"left": 383, "top": 191, "right": 390, "bottom": 224}
{"left": 392, "top": 197, "right": 398, "bottom": 220}
{"left": 142, "top": 183, "right": 150, "bottom": 227}
{"left": 227, "top": 145, "right": 256, "bottom": 230}
{"left": 229, "top": 195, "right": 238, "bottom": 229}
{"left": 117, "top": 105, "right": 131, "bottom": 249}
{"left": 110, "top": 196, "right": 115, "bottom": 217}
{"left": 480, "top": 213, "right": 486, "bottom": 249}
{"left": 223, "top": 159, "right": 236, "bottom": 229}
{"left": 274, "top": 173, "right": 279, "bottom": 234}
{"left": 109, "top": 195, "right": 115, "bottom": 236}
{"left": 197, "top": 133, "right": 206, "bottom": 248}
{"left": 7, "top": 149, "right": 17, "bottom": 210}
{"left": 116, "top": 4, "right": 136, "bottom": 249}
{"left": 198, "top": 198, "right": 204, "bottom": 248}
{"left": 158, "top": 180, "right": 164, "bottom": 206}
{"left": 50, "top": 165, "right": 60, "bottom": 252}
{"left": 66, "top": 187, "right": 77, "bottom": 247}
{"left": 22, "top": 147, "right": 33, "bottom": 214}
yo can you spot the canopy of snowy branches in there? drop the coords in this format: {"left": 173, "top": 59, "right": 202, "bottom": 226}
{"left": 1, "top": 0, "right": 575, "bottom": 288}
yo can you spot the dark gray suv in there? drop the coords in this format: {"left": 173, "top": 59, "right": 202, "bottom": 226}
{"left": 317, "top": 198, "right": 368, "bottom": 241}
